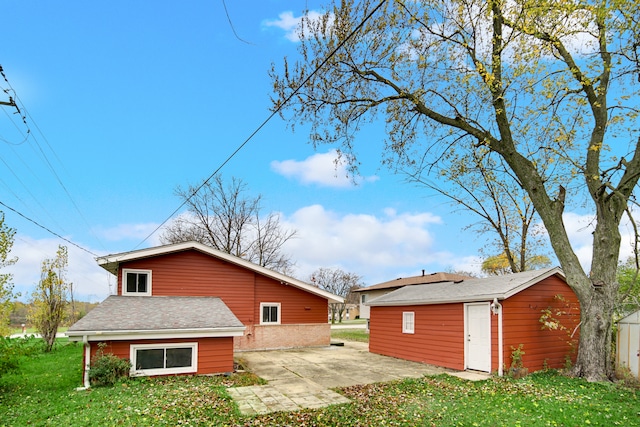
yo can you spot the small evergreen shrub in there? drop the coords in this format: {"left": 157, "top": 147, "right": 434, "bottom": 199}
{"left": 89, "top": 343, "right": 131, "bottom": 386}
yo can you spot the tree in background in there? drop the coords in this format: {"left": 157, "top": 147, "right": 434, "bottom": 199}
{"left": 0, "top": 213, "right": 18, "bottom": 337}
{"left": 28, "top": 245, "right": 70, "bottom": 352}
{"left": 311, "top": 267, "right": 363, "bottom": 323}
{"left": 482, "top": 253, "right": 551, "bottom": 276}
{"left": 411, "top": 149, "right": 550, "bottom": 274}
{"left": 616, "top": 257, "right": 640, "bottom": 317}
{"left": 161, "top": 175, "right": 296, "bottom": 274}
{"left": 271, "top": 0, "right": 640, "bottom": 380}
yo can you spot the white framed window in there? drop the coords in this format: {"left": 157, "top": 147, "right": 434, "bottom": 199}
{"left": 130, "top": 342, "right": 197, "bottom": 376}
{"left": 260, "top": 302, "right": 281, "bottom": 325}
{"left": 122, "top": 269, "right": 152, "bottom": 296}
{"left": 361, "top": 294, "right": 367, "bottom": 303}
{"left": 403, "top": 312, "right": 415, "bottom": 334}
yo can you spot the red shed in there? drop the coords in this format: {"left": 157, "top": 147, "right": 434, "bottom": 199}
{"left": 67, "top": 241, "right": 342, "bottom": 388}
{"left": 367, "top": 267, "right": 580, "bottom": 376}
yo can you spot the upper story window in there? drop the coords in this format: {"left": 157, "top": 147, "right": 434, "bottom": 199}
{"left": 361, "top": 294, "right": 367, "bottom": 303}
{"left": 260, "top": 302, "right": 281, "bottom": 325}
{"left": 122, "top": 269, "right": 152, "bottom": 296}
{"left": 402, "top": 312, "right": 415, "bottom": 334}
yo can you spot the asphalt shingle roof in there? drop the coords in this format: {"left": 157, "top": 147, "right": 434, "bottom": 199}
{"left": 366, "top": 267, "right": 563, "bottom": 306}
{"left": 353, "top": 272, "right": 472, "bottom": 292}
{"left": 67, "top": 295, "right": 244, "bottom": 333}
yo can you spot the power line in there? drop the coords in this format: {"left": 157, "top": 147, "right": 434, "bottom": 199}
{"left": 133, "top": 0, "right": 387, "bottom": 249}
{"left": 0, "top": 200, "right": 98, "bottom": 257}
{"left": 0, "top": 65, "right": 107, "bottom": 251}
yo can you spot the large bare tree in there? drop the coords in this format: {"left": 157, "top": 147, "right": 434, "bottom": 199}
{"left": 161, "top": 175, "right": 296, "bottom": 273}
{"left": 271, "top": 0, "right": 640, "bottom": 380}
{"left": 311, "top": 267, "right": 363, "bottom": 323}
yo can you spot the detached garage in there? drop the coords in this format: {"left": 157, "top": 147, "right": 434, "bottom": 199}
{"left": 367, "top": 267, "right": 580, "bottom": 375}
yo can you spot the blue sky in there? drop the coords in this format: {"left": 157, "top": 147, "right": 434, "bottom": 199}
{"left": 0, "top": 1, "right": 624, "bottom": 302}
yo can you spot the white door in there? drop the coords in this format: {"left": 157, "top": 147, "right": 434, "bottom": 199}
{"left": 465, "top": 303, "right": 491, "bottom": 372}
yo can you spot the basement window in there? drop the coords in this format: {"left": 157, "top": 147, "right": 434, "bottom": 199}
{"left": 130, "top": 343, "right": 197, "bottom": 376}
{"left": 403, "top": 312, "right": 415, "bottom": 334}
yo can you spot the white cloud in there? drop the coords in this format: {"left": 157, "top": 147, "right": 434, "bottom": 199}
{"left": 94, "top": 222, "right": 162, "bottom": 243}
{"left": 280, "top": 204, "right": 448, "bottom": 285}
{"left": 263, "top": 10, "right": 329, "bottom": 42}
{"left": 7, "top": 235, "right": 111, "bottom": 303}
{"left": 271, "top": 150, "right": 378, "bottom": 188}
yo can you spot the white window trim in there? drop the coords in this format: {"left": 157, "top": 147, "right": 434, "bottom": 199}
{"left": 260, "top": 302, "right": 281, "bottom": 325}
{"left": 130, "top": 342, "right": 197, "bottom": 377}
{"left": 402, "top": 312, "right": 415, "bottom": 334}
{"left": 122, "top": 269, "right": 152, "bottom": 296}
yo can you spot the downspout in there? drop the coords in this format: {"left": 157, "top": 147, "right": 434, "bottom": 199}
{"left": 492, "top": 298, "right": 504, "bottom": 377}
{"left": 79, "top": 336, "right": 91, "bottom": 390}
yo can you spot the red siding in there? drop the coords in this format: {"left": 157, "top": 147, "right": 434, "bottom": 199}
{"left": 90, "top": 337, "right": 234, "bottom": 375}
{"left": 369, "top": 275, "right": 580, "bottom": 374}
{"left": 254, "top": 275, "right": 327, "bottom": 324}
{"left": 501, "top": 276, "right": 580, "bottom": 372}
{"left": 369, "top": 304, "right": 465, "bottom": 370}
{"left": 117, "top": 249, "right": 328, "bottom": 327}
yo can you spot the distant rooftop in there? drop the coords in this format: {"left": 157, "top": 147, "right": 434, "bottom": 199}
{"left": 353, "top": 271, "right": 473, "bottom": 293}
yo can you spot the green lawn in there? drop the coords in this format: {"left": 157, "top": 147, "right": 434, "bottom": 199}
{"left": 1, "top": 339, "right": 638, "bottom": 426}
{"left": 331, "top": 328, "right": 369, "bottom": 342}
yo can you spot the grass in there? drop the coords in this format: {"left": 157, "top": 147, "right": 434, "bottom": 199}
{"left": 331, "top": 328, "right": 369, "bottom": 343}
{"left": 1, "top": 339, "right": 639, "bottom": 426}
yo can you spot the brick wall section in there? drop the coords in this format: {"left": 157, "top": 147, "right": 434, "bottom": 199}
{"left": 235, "top": 324, "right": 331, "bottom": 350}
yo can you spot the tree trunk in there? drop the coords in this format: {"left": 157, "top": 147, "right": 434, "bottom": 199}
{"left": 572, "top": 288, "right": 615, "bottom": 381}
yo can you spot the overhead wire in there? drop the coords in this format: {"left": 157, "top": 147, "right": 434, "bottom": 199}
{"left": 132, "top": 0, "right": 388, "bottom": 250}
{"left": 0, "top": 65, "right": 107, "bottom": 252}
{"left": 0, "top": 200, "right": 98, "bottom": 257}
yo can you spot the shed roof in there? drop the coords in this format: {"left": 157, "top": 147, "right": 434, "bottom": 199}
{"left": 353, "top": 272, "right": 472, "bottom": 293}
{"left": 619, "top": 310, "right": 640, "bottom": 324}
{"left": 366, "top": 267, "right": 564, "bottom": 306}
{"left": 66, "top": 295, "right": 245, "bottom": 339}
{"left": 95, "top": 241, "right": 343, "bottom": 304}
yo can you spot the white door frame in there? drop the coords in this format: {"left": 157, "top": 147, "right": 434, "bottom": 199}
{"left": 464, "top": 302, "right": 492, "bottom": 372}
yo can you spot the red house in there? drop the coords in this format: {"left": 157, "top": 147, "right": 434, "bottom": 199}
{"left": 67, "top": 241, "right": 343, "bottom": 388}
{"left": 366, "top": 267, "right": 580, "bottom": 376}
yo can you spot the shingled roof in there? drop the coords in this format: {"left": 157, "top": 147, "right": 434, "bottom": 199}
{"left": 353, "top": 271, "right": 472, "bottom": 293}
{"left": 66, "top": 295, "right": 245, "bottom": 340}
{"left": 366, "top": 267, "right": 564, "bottom": 306}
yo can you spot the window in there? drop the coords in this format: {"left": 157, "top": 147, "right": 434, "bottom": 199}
{"left": 361, "top": 294, "right": 367, "bottom": 303}
{"left": 403, "top": 312, "right": 415, "bottom": 334}
{"left": 130, "top": 343, "right": 197, "bottom": 376}
{"left": 260, "top": 303, "right": 280, "bottom": 325}
{"left": 122, "top": 269, "right": 152, "bottom": 296}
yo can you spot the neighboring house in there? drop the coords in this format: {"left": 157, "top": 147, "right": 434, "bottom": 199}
{"left": 67, "top": 241, "right": 343, "bottom": 387}
{"left": 353, "top": 271, "right": 472, "bottom": 320}
{"left": 366, "top": 267, "right": 580, "bottom": 376}
{"left": 617, "top": 310, "right": 640, "bottom": 380}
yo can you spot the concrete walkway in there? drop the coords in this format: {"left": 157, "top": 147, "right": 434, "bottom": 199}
{"left": 229, "top": 341, "right": 489, "bottom": 415}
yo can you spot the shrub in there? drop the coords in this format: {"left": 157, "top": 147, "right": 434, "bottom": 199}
{"left": 88, "top": 343, "right": 131, "bottom": 387}
{"left": 0, "top": 335, "right": 44, "bottom": 377}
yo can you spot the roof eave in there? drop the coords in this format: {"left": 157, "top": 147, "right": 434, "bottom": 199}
{"left": 65, "top": 326, "right": 246, "bottom": 342}
{"left": 367, "top": 294, "right": 507, "bottom": 307}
